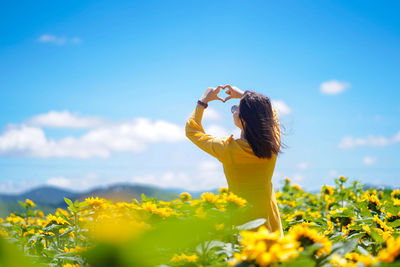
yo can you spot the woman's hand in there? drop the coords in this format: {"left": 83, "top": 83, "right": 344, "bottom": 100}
{"left": 223, "top": 85, "right": 244, "bottom": 102}
{"left": 199, "top": 85, "right": 226, "bottom": 103}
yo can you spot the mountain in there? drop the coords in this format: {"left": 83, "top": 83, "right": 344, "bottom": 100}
{"left": 77, "top": 183, "right": 180, "bottom": 203}
{"left": 0, "top": 186, "right": 79, "bottom": 204}
{"left": 0, "top": 183, "right": 211, "bottom": 216}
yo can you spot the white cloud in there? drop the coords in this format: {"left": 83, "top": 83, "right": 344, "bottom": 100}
{"left": 0, "top": 179, "right": 42, "bottom": 194}
{"left": 46, "top": 177, "right": 72, "bottom": 188}
{"left": 363, "top": 156, "right": 376, "bottom": 165}
{"left": 296, "top": 162, "right": 309, "bottom": 170}
{"left": 338, "top": 131, "right": 400, "bottom": 148}
{"left": 42, "top": 161, "right": 228, "bottom": 192}
{"left": 45, "top": 173, "right": 100, "bottom": 192}
{"left": 37, "top": 34, "right": 81, "bottom": 45}
{"left": 205, "top": 124, "right": 231, "bottom": 137}
{"left": 328, "top": 170, "right": 338, "bottom": 177}
{"left": 320, "top": 80, "right": 350, "bottom": 95}
{"left": 131, "top": 161, "right": 227, "bottom": 191}
{"left": 271, "top": 100, "right": 292, "bottom": 116}
{"left": 292, "top": 173, "right": 304, "bottom": 185}
{"left": 28, "top": 110, "right": 103, "bottom": 128}
{"left": 203, "top": 107, "right": 222, "bottom": 121}
{"left": 0, "top": 115, "right": 185, "bottom": 158}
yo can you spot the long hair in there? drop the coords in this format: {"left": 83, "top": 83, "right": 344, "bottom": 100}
{"left": 238, "top": 90, "right": 287, "bottom": 159}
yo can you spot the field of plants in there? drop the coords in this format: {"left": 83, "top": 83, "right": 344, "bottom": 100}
{"left": 0, "top": 176, "right": 399, "bottom": 267}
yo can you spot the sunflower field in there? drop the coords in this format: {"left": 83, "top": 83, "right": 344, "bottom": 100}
{"left": 0, "top": 176, "right": 399, "bottom": 267}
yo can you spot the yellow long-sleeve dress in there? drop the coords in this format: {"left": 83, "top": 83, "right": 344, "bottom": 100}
{"left": 185, "top": 104, "right": 283, "bottom": 237}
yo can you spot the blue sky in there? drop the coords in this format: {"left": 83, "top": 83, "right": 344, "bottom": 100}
{"left": 0, "top": 0, "right": 399, "bottom": 193}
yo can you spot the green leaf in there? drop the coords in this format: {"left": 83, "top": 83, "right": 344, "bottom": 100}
{"left": 370, "top": 228, "right": 385, "bottom": 244}
{"left": 236, "top": 218, "right": 266, "bottom": 230}
{"left": 196, "top": 240, "right": 225, "bottom": 254}
{"left": 43, "top": 223, "right": 62, "bottom": 232}
{"left": 387, "top": 220, "right": 400, "bottom": 228}
{"left": 356, "top": 245, "right": 369, "bottom": 255}
{"left": 79, "top": 201, "right": 88, "bottom": 208}
{"left": 67, "top": 206, "right": 77, "bottom": 213}
{"left": 18, "top": 201, "right": 27, "bottom": 209}
{"left": 64, "top": 197, "right": 73, "bottom": 207}
{"left": 330, "top": 238, "right": 359, "bottom": 257}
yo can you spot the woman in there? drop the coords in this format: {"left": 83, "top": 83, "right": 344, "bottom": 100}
{"left": 185, "top": 85, "right": 285, "bottom": 237}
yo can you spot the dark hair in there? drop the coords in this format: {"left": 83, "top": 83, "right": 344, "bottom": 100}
{"left": 239, "top": 90, "right": 287, "bottom": 159}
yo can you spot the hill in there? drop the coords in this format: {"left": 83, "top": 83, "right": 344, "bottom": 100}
{"left": 0, "top": 183, "right": 216, "bottom": 216}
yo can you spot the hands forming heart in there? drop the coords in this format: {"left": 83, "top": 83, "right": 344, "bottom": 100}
{"left": 199, "top": 85, "right": 245, "bottom": 104}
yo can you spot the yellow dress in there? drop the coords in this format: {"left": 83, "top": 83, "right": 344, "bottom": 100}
{"left": 185, "top": 104, "right": 283, "bottom": 237}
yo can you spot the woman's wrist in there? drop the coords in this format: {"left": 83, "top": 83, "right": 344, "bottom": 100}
{"left": 197, "top": 99, "right": 208, "bottom": 108}
{"left": 199, "top": 97, "right": 209, "bottom": 104}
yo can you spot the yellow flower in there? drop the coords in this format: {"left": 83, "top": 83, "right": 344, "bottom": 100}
{"left": 219, "top": 187, "right": 229, "bottom": 194}
{"left": 285, "top": 177, "right": 291, "bottom": 184}
{"left": 222, "top": 192, "right": 247, "bottom": 207}
{"left": 339, "top": 176, "right": 347, "bottom": 183}
{"left": 345, "top": 252, "right": 377, "bottom": 266}
{"left": 25, "top": 199, "right": 35, "bottom": 207}
{"left": 232, "top": 225, "right": 300, "bottom": 267}
{"left": 170, "top": 253, "right": 198, "bottom": 263}
{"left": 323, "top": 217, "right": 334, "bottom": 235}
{"left": 179, "top": 192, "right": 192, "bottom": 201}
{"left": 362, "top": 191, "right": 382, "bottom": 211}
{"left": 63, "top": 264, "right": 81, "bottom": 267}
{"left": 391, "top": 189, "right": 400, "bottom": 200}
{"left": 290, "top": 211, "right": 306, "bottom": 221}
{"left": 62, "top": 246, "right": 86, "bottom": 253}
{"left": 378, "top": 236, "right": 400, "bottom": 263}
{"left": 84, "top": 197, "right": 107, "bottom": 209}
{"left": 141, "top": 202, "right": 177, "bottom": 218}
{"left": 322, "top": 185, "right": 334, "bottom": 196}
{"left": 288, "top": 224, "right": 331, "bottom": 257}
{"left": 45, "top": 214, "right": 70, "bottom": 226}
{"left": 23, "top": 229, "right": 36, "bottom": 237}
{"left": 391, "top": 189, "right": 400, "bottom": 206}
{"left": 362, "top": 224, "right": 371, "bottom": 235}
{"left": 6, "top": 213, "right": 25, "bottom": 224}
{"left": 373, "top": 215, "right": 393, "bottom": 233}
{"left": 56, "top": 208, "right": 70, "bottom": 218}
{"left": 200, "top": 192, "right": 220, "bottom": 204}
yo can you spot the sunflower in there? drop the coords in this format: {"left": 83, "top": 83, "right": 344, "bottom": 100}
{"left": 179, "top": 192, "right": 192, "bottom": 202}
{"left": 200, "top": 192, "right": 220, "bottom": 204}
{"left": 288, "top": 224, "right": 332, "bottom": 257}
{"left": 219, "top": 187, "right": 229, "bottom": 194}
{"left": 232, "top": 225, "right": 300, "bottom": 267}
{"left": 362, "top": 192, "right": 382, "bottom": 212}
{"left": 45, "top": 214, "right": 70, "bottom": 226}
{"left": 84, "top": 197, "right": 107, "bottom": 209}
{"left": 322, "top": 185, "right": 334, "bottom": 196}
{"left": 378, "top": 236, "right": 400, "bottom": 263}
{"left": 345, "top": 252, "right": 377, "bottom": 266}
{"left": 25, "top": 199, "right": 35, "bottom": 207}
{"left": 222, "top": 192, "right": 247, "bottom": 207}
{"left": 170, "top": 253, "right": 198, "bottom": 263}
{"left": 391, "top": 189, "right": 400, "bottom": 206}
